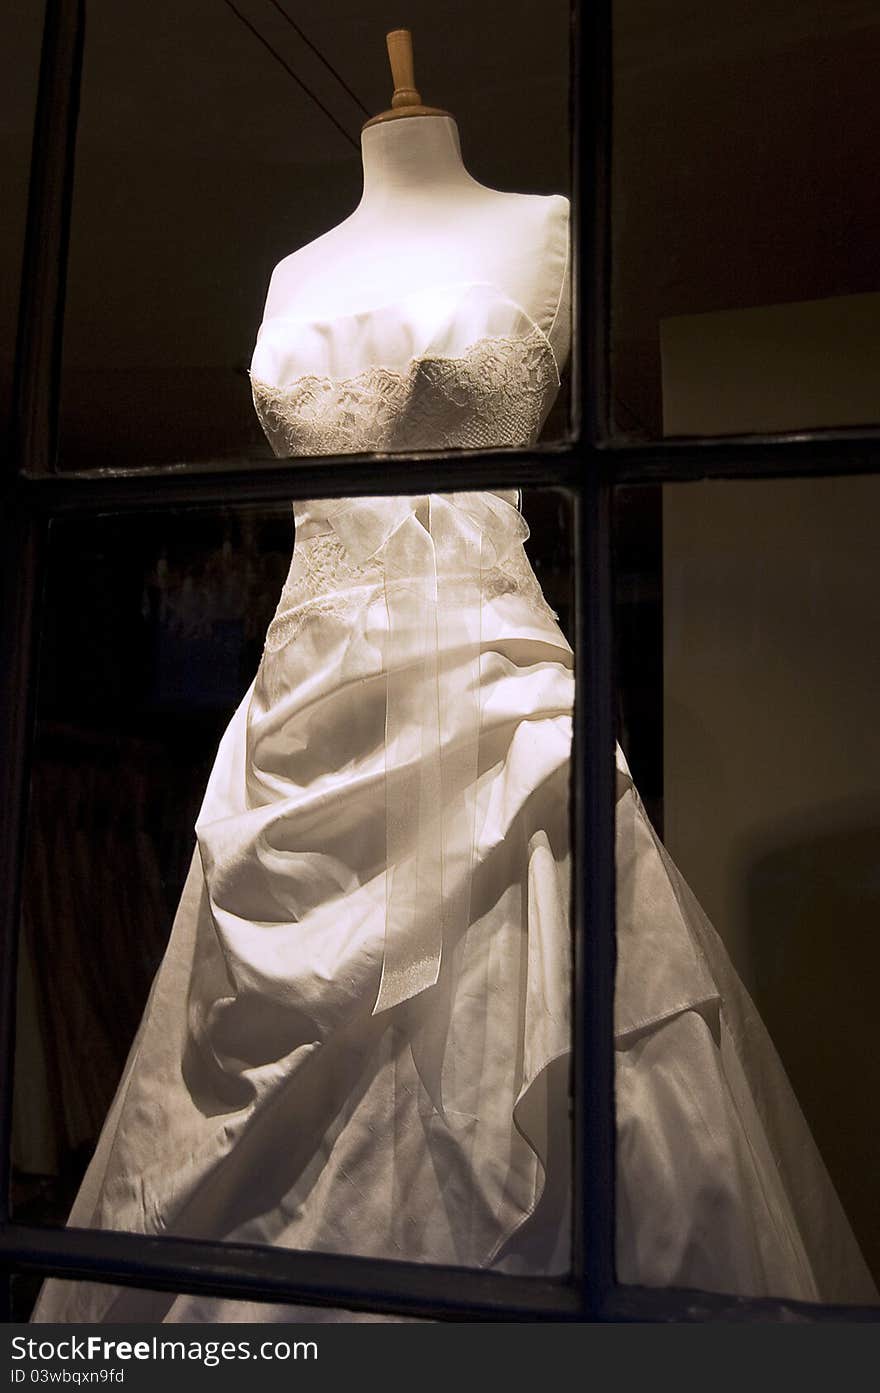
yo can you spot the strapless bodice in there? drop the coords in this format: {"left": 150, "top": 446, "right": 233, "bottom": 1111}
{"left": 248, "top": 281, "right": 562, "bottom": 459}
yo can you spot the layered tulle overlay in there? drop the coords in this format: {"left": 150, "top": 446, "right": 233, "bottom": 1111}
{"left": 30, "top": 490, "right": 876, "bottom": 1321}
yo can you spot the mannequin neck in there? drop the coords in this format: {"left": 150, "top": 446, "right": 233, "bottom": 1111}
{"left": 358, "top": 115, "right": 481, "bottom": 212}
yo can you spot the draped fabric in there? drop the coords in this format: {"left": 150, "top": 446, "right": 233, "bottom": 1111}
{"left": 29, "top": 285, "right": 877, "bottom": 1322}
{"left": 321, "top": 490, "right": 530, "bottom": 1022}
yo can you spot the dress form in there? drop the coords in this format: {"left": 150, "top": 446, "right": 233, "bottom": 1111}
{"left": 252, "top": 89, "right": 571, "bottom": 382}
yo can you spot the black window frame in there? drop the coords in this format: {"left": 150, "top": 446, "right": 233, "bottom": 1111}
{"left": 2, "top": 0, "right": 879, "bottom": 1323}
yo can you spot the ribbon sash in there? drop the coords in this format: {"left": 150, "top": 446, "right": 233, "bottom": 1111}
{"left": 322, "top": 492, "right": 529, "bottom": 1015}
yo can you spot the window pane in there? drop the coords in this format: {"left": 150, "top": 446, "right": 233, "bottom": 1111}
{"left": 613, "top": 474, "right": 879, "bottom": 1304}
{"left": 612, "top": 1, "right": 880, "bottom": 439}
{"left": 55, "top": 1, "right": 571, "bottom": 471}
{"left": 16, "top": 487, "right": 575, "bottom": 1323}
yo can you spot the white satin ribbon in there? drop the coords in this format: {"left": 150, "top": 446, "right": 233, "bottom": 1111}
{"left": 321, "top": 492, "right": 529, "bottom": 1016}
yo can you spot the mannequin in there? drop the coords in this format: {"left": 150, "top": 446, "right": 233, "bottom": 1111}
{"left": 252, "top": 32, "right": 571, "bottom": 385}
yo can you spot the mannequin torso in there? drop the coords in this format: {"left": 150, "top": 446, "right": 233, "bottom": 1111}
{"left": 252, "top": 115, "right": 571, "bottom": 383}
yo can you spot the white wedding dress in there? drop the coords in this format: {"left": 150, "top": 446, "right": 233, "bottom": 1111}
{"left": 30, "top": 282, "right": 876, "bottom": 1322}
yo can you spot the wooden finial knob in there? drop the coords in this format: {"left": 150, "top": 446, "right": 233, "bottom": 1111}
{"left": 387, "top": 29, "right": 421, "bottom": 109}
{"left": 361, "top": 28, "right": 452, "bottom": 129}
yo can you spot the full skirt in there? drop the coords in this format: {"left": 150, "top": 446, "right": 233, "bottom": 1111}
{"left": 30, "top": 569, "right": 876, "bottom": 1320}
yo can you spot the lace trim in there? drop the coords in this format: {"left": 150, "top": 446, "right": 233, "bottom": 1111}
{"left": 263, "top": 526, "right": 557, "bottom": 657}
{"left": 249, "top": 327, "right": 559, "bottom": 459}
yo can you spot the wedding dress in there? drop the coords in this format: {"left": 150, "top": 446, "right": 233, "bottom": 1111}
{"left": 30, "top": 282, "right": 876, "bottom": 1323}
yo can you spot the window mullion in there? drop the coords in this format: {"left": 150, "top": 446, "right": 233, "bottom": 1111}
{"left": 11, "top": 0, "right": 84, "bottom": 479}
{"left": 606, "top": 431, "right": 880, "bottom": 482}
{"left": 571, "top": 469, "right": 617, "bottom": 1318}
{"left": 0, "top": 505, "right": 47, "bottom": 1229}
{"left": 569, "top": 0, "right": 617, "bottom": 1320}
{"left": 1, "top": 1222, "right": 579, "bottom": 1322}
{"left": 13, "top": 448, "right": 586, "bottom": 517}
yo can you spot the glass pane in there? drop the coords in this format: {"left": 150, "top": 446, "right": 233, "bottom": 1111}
{"left": 0, "top": 0, "right": 45, "bottom": 459}
{"left": 56, "top": 2, "right": 571, "bottom": 471}
{"left": 16, "top": 487, "right": 575, "bottom": 1323}
{"left": 613, "top": 2, "right": 880, "bottom": 439}
{"left": 613, "top": 474, "right": 880, "bottom": 1303}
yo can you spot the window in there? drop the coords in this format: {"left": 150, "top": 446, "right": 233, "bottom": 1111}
{"left": 2, "top": 0, "right": 879, "bottom": 1324}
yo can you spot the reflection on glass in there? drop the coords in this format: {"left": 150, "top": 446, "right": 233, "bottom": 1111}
{"left": 613, "top": 0, "right": 880, "bottom": 439}
{"left": 17, "top": 485, "right": 575, "bottom": 1323}
{"left": 611, "top": 476, "right": 880, "bottom": 1303}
